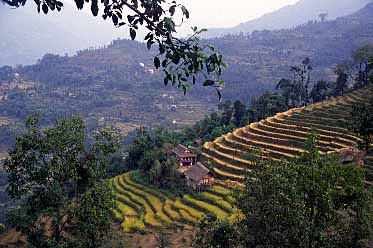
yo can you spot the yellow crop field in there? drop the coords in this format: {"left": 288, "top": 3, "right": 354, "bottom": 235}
{"left": 182, "top": 195, "right": 229, "bottom": 219}
{"left": 121, "top": 216, "right": 145, "bottom": 232}
{"left": 178, "top": 209, "right": 199, "bottom": 224}
{"left": 110, "top": 85, "right": 373, "bottom": 234}
{"left": 164, "top": 199, "right": 180, "bottom": 220}
{"left": 172, "top": 199, "right": 205, "bottom": 220}
{"left": 200, "top": 192, "right": 234, "bottom": 212}
{"left": 120, "top": 175, "right": 172, "bottom": 224}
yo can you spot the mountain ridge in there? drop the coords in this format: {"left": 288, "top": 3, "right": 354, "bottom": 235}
{"left": 203, "top": 0, "right": 372, "bottom": 38}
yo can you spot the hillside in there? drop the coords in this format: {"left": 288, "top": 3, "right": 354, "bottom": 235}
{"left": 202, "top": 85, "right": 373, "bottom": 186}
{"left": 1, "top": 76, "right": 372, "bottom": 248}
{"left": 12, "top": 2, "right": 373, "bottom": 103}
{"left": 203, "top": 0, "right": 372, "bottom": 38}
{"left": 106, "top": 85, "right": 373, "bottom": 238}
{"left": 0, "top": 3, "right": 372, "bottom": 157}
{"left": 206, "top": 2, "right": 373, "bottom": 102}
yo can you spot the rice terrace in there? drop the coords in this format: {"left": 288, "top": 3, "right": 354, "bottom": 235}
{"left": 107, "top": 85, "right": 373, "bottom": 243}
{"left": 1, "top": 0, "right": 373, "bottom": 247}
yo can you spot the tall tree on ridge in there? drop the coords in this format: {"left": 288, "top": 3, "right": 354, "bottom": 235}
{"left": 353, "top": 45, "right": 373, "bottom": 89}
{"left": 334, "top": 64, "right": 349, "bottom": 96}
{"left": 233, "top": 100, "right": 248, "bottom": 127}
{"left": 277, "top": 58, "right": 313, "bottom": 108}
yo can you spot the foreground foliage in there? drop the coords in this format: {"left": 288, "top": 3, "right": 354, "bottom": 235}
{"left": 196, "top": 133, "right": 373, "bottom": 248}
{"left": 4, "top": 116, "right": 119, "bottom": 247}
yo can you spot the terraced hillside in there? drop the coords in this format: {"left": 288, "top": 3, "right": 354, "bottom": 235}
{"left": 202, "top": 85, "right": 373, "bottom": 186}
{"left": 110, "top": 172, "right": 237, "bottom": 233}
{"left": 112, "top": 85, "right": 372, "bottom": 234}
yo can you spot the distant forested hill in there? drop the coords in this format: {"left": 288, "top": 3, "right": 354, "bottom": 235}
{"left": 5, "top": 3, "right": 373, "bottom": 105}
{"left": 203, "top": 0, "right": 371, "bottom": 38}
{"left": 206, "top": 3, "right": 373, "bottom": 101}
{"left": 10, "top": 2, "right": 373, "bottom": 105}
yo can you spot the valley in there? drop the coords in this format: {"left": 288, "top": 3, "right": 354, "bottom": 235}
{"left": 0, "top": 1, "right": 372, "bottom": 247}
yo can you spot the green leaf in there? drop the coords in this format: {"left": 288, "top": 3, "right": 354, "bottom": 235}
{"left": 90, "top": 0, "right": 98, "bottom": 16}
{"left": 159, "top": 44, "right": 166, "bottom": 54}
{"left": 221, "top": 61, "right": 228, "bottom": 69}
{"left": 42, "top": 3, "right": 48, "bottom": 14}
{"left": 130, "top": 28, "right": 136, "bottom": 40}
{"left": 207, "top": 45, "right": 215, "bottom": 51}
{"left": 181, "top": 6, "right": 189, "bottom": 19}
{"left": 162, "top": 59, "right": 168, "bottom": 68}
{"left": 172, "top": 53, "right": 181, "bottom": 64}
{"left": 154, "top": 57, "right": 161, "bottom": 69}
{"left": 75, "top": 0, "right": 84, "bottom": 9}
{"left": 203, "top": 80, "right": 215, "bottom": 87}
{"left": 112, "top": 15, "right": 118, "bottom": 26}
{"left": 147, "top": 39, "right": 153, "bottom": 50}
{"left": 217, "top": 80, "right": 225, "bottom": 87}
{"left": 169, "top": 5, "right": 176, "bottom": 16}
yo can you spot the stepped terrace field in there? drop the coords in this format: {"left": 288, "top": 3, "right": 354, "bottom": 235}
{"left": 110, "top": 171, "right": 237, "bottom": 233}
{"left": 202, "top": 85, "right": 373, "bottom": 187}
{"left": 112, "top": 85, "right": 373, "bottom": 234}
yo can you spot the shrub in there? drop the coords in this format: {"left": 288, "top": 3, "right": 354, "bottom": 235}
{"left": 0, "top": 223, "right": 5, "bottom": 234}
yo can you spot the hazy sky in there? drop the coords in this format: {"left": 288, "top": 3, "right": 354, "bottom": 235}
{"left": 178, "top": 0, "right": 299, "bottom": 29}
{"left": 63, "top": 0, "right": 300, "bottom": 37}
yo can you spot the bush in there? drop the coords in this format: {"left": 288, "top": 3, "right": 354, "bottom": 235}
{"left": 0, "top": 223, "right": 5, "bottom": 234}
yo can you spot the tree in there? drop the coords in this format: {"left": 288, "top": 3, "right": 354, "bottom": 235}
{"left": 277, "top": 58, "right": 313, "bottom": 108}
{"left": 233, "top": 100, "right": 248, "bottom": 127}
{"left": 235, "top": 133, "right": 372, "bottom": 247}
{"left": 149, "top": 157, "right": 182, "bottom": 189}
{"left": 319, "top": 13, "right": 328, "bottom": 22}
{"left": 310, "top": 80, "right": 330, "bottom": 102}
{"left": 219, "top": 100, "right": 234, "bottom": 126}
{"left": 348, "top": 96, "right": 373, "bottom": 152}
{"left": 4, "top": 115, "right": 120, "bottom": 247}
{"left": 251, "top": 92, "right": 287, "bottom": 121}
{"left": 334, "top": 64, "right": 349, "bottom": 96}
{"left": 1, "top": 0, "right": 226, "bottom": 97}
{"left": 194, "top": 215, "right": 239, "bottom": 248}
{"left": 68, "top": 182, "right": 115, "bottom": 248}
{"left": 0, "top": 66, "right": 13, "bottom": 82}
{"left": 353, "top": 45, "right": 373, "bottom": 88}
{"left": 276, "top": 78, "right": 293, "bottom": 107}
